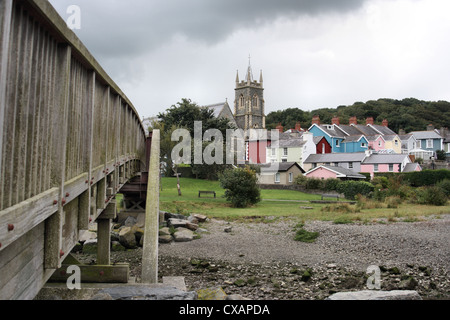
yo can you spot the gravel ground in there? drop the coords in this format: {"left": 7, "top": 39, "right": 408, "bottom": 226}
{"left": 84, "top": 214, "right": 450, "bottom": 300}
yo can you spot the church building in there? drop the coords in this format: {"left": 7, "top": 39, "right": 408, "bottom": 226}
{"left": 234, "top": 61, "right": 266, "bottom": 130}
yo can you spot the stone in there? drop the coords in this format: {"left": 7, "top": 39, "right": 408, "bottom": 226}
{"left": 224, "top": 226, "right": 233, "bottom": 233}
{"left": 79, "top": 230, "right": 97, "bottom": 243}
{"left": 159, "top": 227, "right": 171, "bottom": 236}
{"left": 124, "top": 216, "right": 137, "bottom": 227}
{"left": 197, "top": 287, "right": 227, "bottom": 300}
{"left": 82, "top": 239, "right": 98, "bottom": 254}
{"left": 168, "top": 218, "right": 189, "bottom": 229}
{"left": 164, "top": 212, "right": 187, "bottom": 221}
{"left": 111, "top": 241, "right": 126, "bottom": 252}
{"left": 188, "top": 215, "right": 199, "bottom": 224}
{"left": 186, "top": 221, "right": 199, "bottom": 231}
{"left": 159, "top": 234, "right": 173, "bottom": 244}
{"left": 193, "top": 214, "right": 208, "bottom": 222}
{"left": 326, "top": 290, "right": 422, "bottom": 300}
{"left": 132, "top": 225, "right": 145, "bottom": 246}
{"left": 173, "top": 228, "right": 194, "bottom": 242}
{"left": 119, "top": 227, "right": 137, "bottom": 249}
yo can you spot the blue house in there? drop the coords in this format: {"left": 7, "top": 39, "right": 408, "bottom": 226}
{"left": 410, "top": 131, "right": 444, "bottom": 157}
{"left": 308, "top": 124, "right": 369, "bottom": 153}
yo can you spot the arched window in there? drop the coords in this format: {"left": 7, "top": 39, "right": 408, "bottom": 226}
{"left": 239, "top": 95, "right": 245, "bottom": 109}
{"left": 252, "top": 95, "right": 259, "bottom": 109}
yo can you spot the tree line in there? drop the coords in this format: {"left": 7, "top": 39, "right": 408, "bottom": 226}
{"left": 265, "top": 98, "right": 450, "bottom": 133}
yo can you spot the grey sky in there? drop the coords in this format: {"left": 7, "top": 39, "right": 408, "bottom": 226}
{"left": 49, "top": 0, "right": 450, "bottom": 119}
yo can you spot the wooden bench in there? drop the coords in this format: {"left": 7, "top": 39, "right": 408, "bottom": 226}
{"left": 198, "top": 191, "right": 216, "bottom": 198}
{"left": 321, "top": 194, "right": 340, "bottom": 201}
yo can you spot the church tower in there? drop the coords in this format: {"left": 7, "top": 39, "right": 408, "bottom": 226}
{"left": 234, "top": 59, "right": 266, "bottom": 130}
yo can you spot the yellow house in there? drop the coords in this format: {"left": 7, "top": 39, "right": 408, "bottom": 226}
{"left": 382, "top": 134, "right": 402, "bottom": 154}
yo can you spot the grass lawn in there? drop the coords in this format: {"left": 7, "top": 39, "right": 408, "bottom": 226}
{"left": 159, "top": 177, "right": 450, "bottom": 223}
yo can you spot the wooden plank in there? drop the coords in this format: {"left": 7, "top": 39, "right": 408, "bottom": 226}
{"left": 44, "top": 44, "right": 71, "bottom": 270}
{"left": 0, "top": 0, "right": 12, "bottom": 211}
{"left": 0, "top": 187, "right": 59, "bottom": 252}
{"left": 49, "top": 264, "right": 129, "bottom": 284}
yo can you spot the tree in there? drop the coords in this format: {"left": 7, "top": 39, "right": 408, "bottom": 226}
{"left": 219, "top": 166, "right": 261, "bottom": 208}
{"left": 156, "top": 98, "right": 235, "bottom": 179}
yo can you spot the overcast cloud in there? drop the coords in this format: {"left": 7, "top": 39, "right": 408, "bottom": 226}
{"left": 49, "top": 0, "right": 450, "bottom": 119}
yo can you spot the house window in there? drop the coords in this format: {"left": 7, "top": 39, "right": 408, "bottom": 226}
{"left": 271, "top": 148, "right": 276, "bottom": 156}
{"left": 283, "top": 148, "right": 288, "bottom": 156}
{"left": 312, "top": 163, "right": 317, "bottom": 168}
{"left": 282, "top": 159, "right": 287, "bottom": 163}
{"left": 336, "top": 140, "right": 340, "bottom": 148}
{"left": 322, "top": 143, "right": 326, "bottom": 154}
{"left": 361, "top": 143, "right": 367, "bottom": 148}
{"left": 349, "top": 162, "right": 354, "bottom": 169}
{"left": 374, "top": 164, "right": 379, "bottom": 172}
{"left": 378, "top": 140, "right": 382, "bottom": 147}
{"left": 395, "top": 140, "right": 399, "bottom": 146}
{"left": 275, "top": 173, "right": 281, "bottom": 183}
{"left": 426, "top": 139, "right": 433, "bottom": 149}
{"left": 389, "top": 164, "right": 394, "bottom": 172}
{"left": 289, "top": 172, "right": 293, "bottom": 183}
{"left": 417, "top": 141, "right": 421, "bottom": 149}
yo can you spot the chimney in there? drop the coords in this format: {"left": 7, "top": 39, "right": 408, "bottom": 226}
{"left": 276, "top": 123, "right": 284, "bottom": 133}
{"left": 366, "top": 117, "right": 374, "bottom": 125}
{"left": 427, "top": 124, "right": 435, "bottom": 131}
{"left": 349, "top": 116, "right": 357, "bottom": 125}
{"left": 382, "top": 119, "right": 389, "bottom": 127}
{"left": 312, "top": 115, "right": 321, "bottom": 126}
{"left": 399, "top": 128, "right": 406, "bottom": 135}
{"left": 295, "top": 122, "right": 302, "bottom": 132}
{"left": 331, "top": 117, "right": 340, "bottom": 126}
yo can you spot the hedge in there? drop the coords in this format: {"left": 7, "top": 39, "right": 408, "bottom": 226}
{"left": 374, "top": 169, "right": 450, "bottom": 187}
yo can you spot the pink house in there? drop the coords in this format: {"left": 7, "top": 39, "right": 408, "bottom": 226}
{"left": 360, "top": 154, "right": 418, "bottom": 179}
{"left": 366, "top": 135, "right": 386, "bottom": 152}
{"left": 305, "top": 165, "right": 366, "bottom": 180}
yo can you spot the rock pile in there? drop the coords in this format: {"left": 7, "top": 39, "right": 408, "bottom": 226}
{"left": 73, "top": 211, "right": 208, "bottom": 254}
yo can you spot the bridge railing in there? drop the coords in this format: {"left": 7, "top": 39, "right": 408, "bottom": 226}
{"left": 0, "top": 0, "right": 147, "bottom": 299}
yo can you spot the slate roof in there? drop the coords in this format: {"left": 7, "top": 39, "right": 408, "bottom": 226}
{"left": 410, "top": 131, "right": 443, "bottom": 140}
{"left": 304, "top": 153, "right": 367, "bottom": 163}
{"left": 308, "top": 166, "right": 366, "bottom": 179}
{"left": 362, "top": 154, "right": 409, "bottom": 164}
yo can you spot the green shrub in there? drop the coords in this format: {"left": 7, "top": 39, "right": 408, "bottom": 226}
{"left": 305, "top": 177, "right": 324, "bottom": 190}
{"left": 415, "top": 186, "right": 448, "bottom": 206}
{"left": 336, "top": 181, "right": 375, "bottom": 200}
{"left": 324, "top": 178, "right": 341, "bottom": 191}
{"left": 436, "top": 179, "right": 450, "bottom": 197}
{"left": 219, "top": 166, "right": 261, "bottom": 208}
{"left": 385, "top": 196, "right": 403, "bottom": 208}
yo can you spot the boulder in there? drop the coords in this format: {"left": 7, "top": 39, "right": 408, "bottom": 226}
{"left": 164, "top": 212, "right": 187, "bottom": 221}
{"left": 197, "top": 287, "right": 227, "bottom": 301}
{"left": 159, "top": 234, "right": 174, "bottom": 244}
{"left": 193, "top": 214, "right": 207, "bottom": 223}
{"left": 168, "top": 218, "right": 189, "bottom": 229}
{"left": 124, "top": 216, "right": 137, "bottom": 227}
{"left": 79, "top": 230, "right": 97, "bottom": 243}
{"left": 119, "top": 227, "right": 137, "bottom": 249}
{"left": 327, "top": 290, "right": 422, "bottom": 300}
{"left": 173, "top": 228, "right": 194, "bottom": 242}
{"left": 111, "top": 241, "right": 126, "bottom": 252}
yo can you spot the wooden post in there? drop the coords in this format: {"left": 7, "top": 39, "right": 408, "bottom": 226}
{"left": 97, "top": 201, "right": 116, "bottom": 266}
{"left": 141, "top": 130, "right": 160, "bottom": 284}
{"left": 44, "top": 44, "right": 71, "bottom": 269}
{"left": 0, "top": 0, "right": 13, "bottom": 207}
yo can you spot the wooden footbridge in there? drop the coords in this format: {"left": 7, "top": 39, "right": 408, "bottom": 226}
{"left": 0, "top": 0, "right": 160, "bottom": 299}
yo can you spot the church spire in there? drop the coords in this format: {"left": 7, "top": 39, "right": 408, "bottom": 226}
{"left": 245, "top": 54, "right": 253, "bottom": 83}
{"left": 236, "top": 70, "right": 240, "bottom": 85}
{"left": 259, "top": 70, "right": 263, "bottom": 86}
